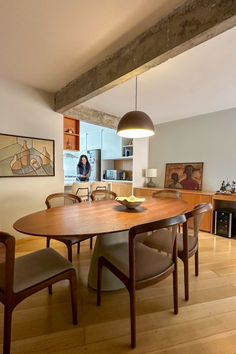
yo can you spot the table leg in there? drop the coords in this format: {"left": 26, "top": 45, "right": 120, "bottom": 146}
{"left": 88, "top": 231, "right": 128, "bottom": 291}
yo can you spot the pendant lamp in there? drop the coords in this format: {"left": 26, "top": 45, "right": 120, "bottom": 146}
{"left": 117, "top": 76, "right": 155, "bottom": 138}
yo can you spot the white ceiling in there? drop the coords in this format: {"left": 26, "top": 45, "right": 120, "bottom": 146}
{"left": 84, "top": 26, "right": 236, "bottom": 124}
{"left": 0, "top": 0, "right": 185, "bottom": 92}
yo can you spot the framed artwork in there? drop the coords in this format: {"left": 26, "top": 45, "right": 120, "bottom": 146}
{"left": 164, "top": 162, "right": 203, "bottom": 191}
{"left": 0, "top": 133, "right": 55, "bottom": 177}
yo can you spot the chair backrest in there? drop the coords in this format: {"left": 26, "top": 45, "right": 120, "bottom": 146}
{"left": 152, "top": 190, "right": 181, "bottom": 199}
{"left": 184, "top": 202, "right": 212, "bottom": 238}
{"left": 91, "top": 189, "right": 117, "bottom": 201}
{"left": 128, "top": 214, "right": 186, "bottom": 278}
{"left": 45, "top": 193, "right": 82, "bottom": 209}
{"left": 0, "top": 232, "right": 15, "bottom": 298}
{"left": 71, "top": 182, "right": 90, "bottom": 201}
{"left": 90, "top": 181, "right": 111, "bottom": 193}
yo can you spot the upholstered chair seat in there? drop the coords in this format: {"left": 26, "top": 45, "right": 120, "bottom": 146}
{"left": 0, "top": 231, "right": 77, "bottom": 354}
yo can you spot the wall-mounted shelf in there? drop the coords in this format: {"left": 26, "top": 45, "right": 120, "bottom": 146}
{"left": 63, "top": 116, "right": 80, "bottom": 151}
{"left": 102, "top": 156, "right": 133, "bottom": 160}
{"left": 64, "top": 132, "right": 80, "bottom": 137}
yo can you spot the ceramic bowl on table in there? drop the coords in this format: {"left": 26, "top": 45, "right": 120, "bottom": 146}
{"left": 115, "top": 196, "right": 145, "bottom": 209}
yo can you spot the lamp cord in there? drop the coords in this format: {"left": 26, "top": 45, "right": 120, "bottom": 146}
{"left": 135, "top": 76, "right": 137, "bottom": 111}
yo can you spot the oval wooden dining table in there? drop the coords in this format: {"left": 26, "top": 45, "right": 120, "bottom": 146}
{"left": 14, "top": 197, "right": 188, "bottom": 290}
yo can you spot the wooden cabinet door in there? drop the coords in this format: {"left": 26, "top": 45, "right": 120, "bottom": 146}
{"left": 134, "top": 188, "right": 212, "bottom": 232}
{"left": 112, "top": 183, "right": 132, "bottom": 197}
{"left": 134, "top": 188, "right": 155, "bottom": 197}
{"left": 180, "top": 193, "right": 212, "bottom": 232}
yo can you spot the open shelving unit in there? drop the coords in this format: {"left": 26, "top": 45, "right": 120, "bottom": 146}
{"left": 63, "top": 116, "right": 80, "bottom": 151}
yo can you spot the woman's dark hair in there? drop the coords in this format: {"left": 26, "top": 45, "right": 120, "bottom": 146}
{"left": 77, "top": 155, "right": 91, "bottom": 175}
{"left": 78, "top": 154, "right": 89, "bottom": 167}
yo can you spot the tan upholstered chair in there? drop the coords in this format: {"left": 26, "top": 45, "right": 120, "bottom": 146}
{"left": 46, "top": 193, "right": 92, "bottom": 261}
{"left": 71, "top": 182, "right": 90, "bottom": 201}
{"left": 97, "top": 214, "right": 186, "bottom": 348}
{"left": 0, "top": 231, "right": 77, "bottom": 354}
{"left": 90, "top": 181, "right": 111, "bottom": 193}
{"left": 91, "top": 189, "right": 117, "bottom": 201}
{"left": 144, "top": 203, "right": 212, "bottom": 300}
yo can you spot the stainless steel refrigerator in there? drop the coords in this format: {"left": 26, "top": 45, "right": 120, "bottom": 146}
{"left": 87, "top": 149, "right": 101, "bottom": 181}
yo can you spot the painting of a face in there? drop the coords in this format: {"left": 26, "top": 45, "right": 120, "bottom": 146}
{"left": 165, "top": 162, "right": 203, "bottom": 190}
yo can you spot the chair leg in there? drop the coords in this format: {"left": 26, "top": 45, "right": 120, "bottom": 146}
{"left": 183, "top": 257, "right": 189, "bottom": 301}
{"left": 90, "top": 237, "right": 93, "bottom": 250}
{"left": 3, "top": 306, "right": 13, "bottom": 354}
{"left": 69, "top": 270, "right": 78, "bottom": 325}
{"left": 173, "top": 266, "right": 178, "bottom": 314}
{"left": 129, "top": 288, "right": 136, "bottom": 348}
{"left": 67, "top": 244, "right": 73, "bottom": 262}
{"left": 195, "top": 249, "right": 199, "bottom": 276}
{"left": 97, "top": 257, "right": 102, "bottom": 306}
{"left": 77, "top": 242, "right": 80, "bottom": 254}
{"left": 46, "top": 237, "right": 50, "bottom": 248}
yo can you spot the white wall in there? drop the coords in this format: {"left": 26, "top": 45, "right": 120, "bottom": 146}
{"left": 133, "top": 137, "right": 149, "bottom": 188}
{"left": 149, "top": 107, "right": 236, "bottom": 191}
{"left": 0, "top": 78, "right": 64, "bottom": 238}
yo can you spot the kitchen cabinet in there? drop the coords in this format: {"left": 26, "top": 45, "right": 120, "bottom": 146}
{"left": 87, "top": 131, "right": 102, "bottom": 150}
{"left": 101, "top": 128, "right": 122, "bottom": 159}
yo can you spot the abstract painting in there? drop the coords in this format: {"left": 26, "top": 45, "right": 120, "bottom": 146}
{"left": 0, "top": 133, "right": 55, "bottom": 177}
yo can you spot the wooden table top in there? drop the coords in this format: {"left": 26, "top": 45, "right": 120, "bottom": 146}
{"left": 13, "top": 197, "right": 188, "bottom": 238}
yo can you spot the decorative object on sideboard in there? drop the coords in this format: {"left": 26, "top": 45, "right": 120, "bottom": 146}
{"left": 0, "top": 133, "right": 55, "bottom": 177}
{"left": 164, "top": 162, "right": 203, "bottom": 191}
{"left": 217, "top": 179, "right": 236, "bottom": 194}
{"left": 117, "top": 76, "right": 155, "bottom": 138}
{"left": 145, "top": 168, "right": 157, "bottom": 188}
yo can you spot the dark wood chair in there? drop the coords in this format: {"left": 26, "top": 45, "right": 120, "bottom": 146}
{"left": 152, "top": 189, "right": 181, "bottom": 199}
{"left": 46, "top": 193, "right": 92, "bottom": 261}
{"left": 144, "top": 203, "right": 212, "bottom": 300}
{"left": 97, "top": 214, "right": 186, "bottom": 348}
{"left": 91, "top": 189, "right": 117, "bottom": 201}
{"left": 152, "top": 189, "right": 181, "bottom": 232}
{"left": 0, "top": 231, "right": 77, "bottom": 354}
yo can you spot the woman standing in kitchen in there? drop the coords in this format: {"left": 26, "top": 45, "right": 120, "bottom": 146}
{"left": 76, "top": 154, "right": 91, "bottom": 181}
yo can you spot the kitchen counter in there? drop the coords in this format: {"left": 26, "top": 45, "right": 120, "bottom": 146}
{"left": 102, "top": 179, "right": 133, "bottom": 183}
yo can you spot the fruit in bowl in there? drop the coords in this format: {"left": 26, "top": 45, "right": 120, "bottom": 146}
{"left": 115, "top": 195, "right": 145, "bottom": 209}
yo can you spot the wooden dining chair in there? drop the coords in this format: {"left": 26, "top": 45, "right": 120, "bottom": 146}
{"left": 152, "top": 189, "right": 181, "bottom": 199}
{"left": 152, "top": 189, "right": 181, "bottom": 232}
{"left": 91, "top": 189, "right": 117, "bottom": 201}
{"left": 90, "top": 181, "right": 111, "bottom": 193}
{"left": 97, "top": 214, "right": 186, "bottom": 348}
{"left": 144, "top": 203, "right": 212, "bottom": 301}
{"left": 45, "top": 193, "right": 92, "bottom": 261}
{"left": 71, "top": 182, "right": 90, "bottom": 201}
{"left": 0, "top": 231, "right": 77, "bottom": 354}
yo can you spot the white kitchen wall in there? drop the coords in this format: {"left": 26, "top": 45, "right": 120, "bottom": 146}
{"left": 149, "top": 107, "right": 236, "bottom": 191}
{"left": 133, "top": 137, "right": 149, "bottom": 188}
{"left": 0, "top": 78, "right": 64, "bottom": 238}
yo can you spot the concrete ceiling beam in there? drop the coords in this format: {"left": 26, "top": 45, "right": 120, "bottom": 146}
{"left": 55, "top": 0, "right": 236, "bottom": 112}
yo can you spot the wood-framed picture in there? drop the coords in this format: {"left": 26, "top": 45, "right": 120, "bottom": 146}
{"left": 164, "top": 162, "right": 203, "bottom": 191}
{"left": 0, "top": 133, "right": 55, "bottom": 177}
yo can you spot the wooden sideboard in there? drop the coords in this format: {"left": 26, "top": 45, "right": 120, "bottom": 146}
{"left": 134, "top": 187, "right": 236, "bottom": 233}
{"left": 111, "top": 181, "right": 132, "bottom": 197}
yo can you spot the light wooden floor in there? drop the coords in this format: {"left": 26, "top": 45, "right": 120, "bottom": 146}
{"left": 1, "top": 232, "right": 236, "bottom": 354}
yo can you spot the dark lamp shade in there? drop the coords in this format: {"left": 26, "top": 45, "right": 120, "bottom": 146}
{"left": 117, "top": 111, "right": 155, "bottom": 138}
